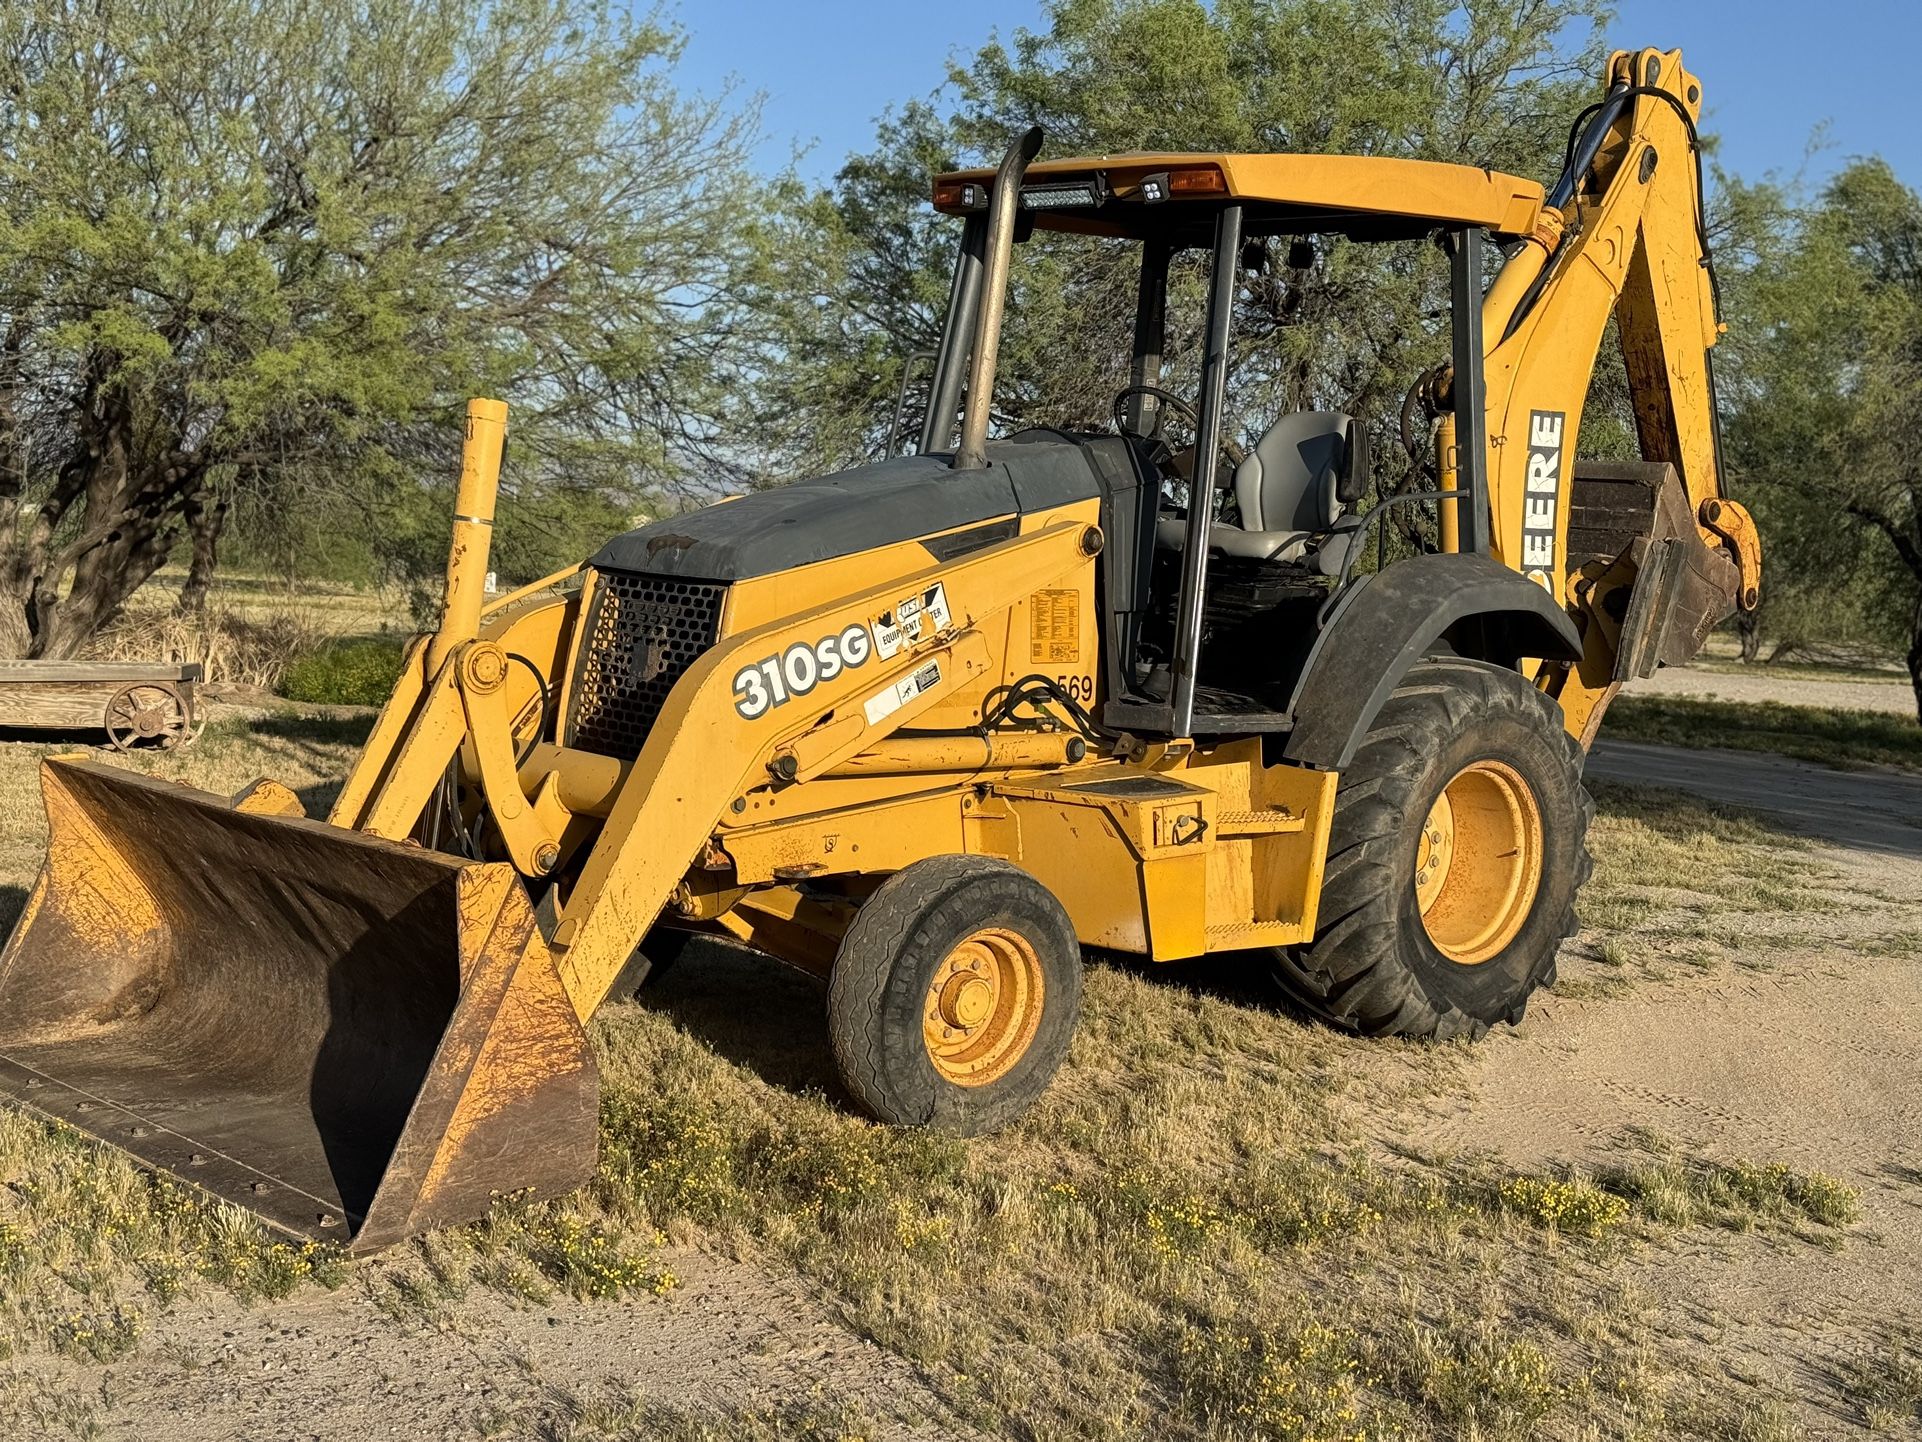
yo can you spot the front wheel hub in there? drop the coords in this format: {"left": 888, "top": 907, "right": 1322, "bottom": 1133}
{"left": 923, "top": 928, "right": 1044, "bottom": 1086}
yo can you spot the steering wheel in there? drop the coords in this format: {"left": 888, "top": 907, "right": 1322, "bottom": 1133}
{"left": 1110, "top": 385, "right": 1248, "bottom": 470}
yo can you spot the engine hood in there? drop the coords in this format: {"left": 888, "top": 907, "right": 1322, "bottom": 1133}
{"left": 590, "top": 435, "right": 1124, "bottom": 582}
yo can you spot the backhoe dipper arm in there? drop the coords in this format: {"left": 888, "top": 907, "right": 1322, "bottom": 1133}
{"left": 547, "top": 518, "right": 1101, "bottom": 1022}
{"left": 1477, "top": 48, "right": 1761, "bottom": 737}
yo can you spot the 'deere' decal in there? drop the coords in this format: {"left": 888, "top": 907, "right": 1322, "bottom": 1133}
{"left": 1521, "top": 409, "right": 1565, "bottom": 590}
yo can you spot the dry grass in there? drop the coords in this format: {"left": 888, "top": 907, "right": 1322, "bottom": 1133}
{"left": 479, "top": 1381, "right": 881, "bottom": 1441}
{"left": 1551, "top": 779, "right": 1876, "bottom": 999}
{"left": 139, "top": 565, "right": 406, "bottom": 635}
{"left": 0, "top": 719, "right": 1889, "bottom": 1439}
{"left": 74, "top": 567, "right": 410, "bottom": 693}
{"left": 84, "top": 602, "right": 339, "bottom": 690}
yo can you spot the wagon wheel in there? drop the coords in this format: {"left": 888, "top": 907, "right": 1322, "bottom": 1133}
{"left": 104, "top": 683, "right": 191, "bottom": 752}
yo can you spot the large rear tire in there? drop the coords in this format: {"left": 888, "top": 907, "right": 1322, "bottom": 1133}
{"left": 828, "top": 856, "right": 1081, "bottom": 1133}
{"left": 1271, "top": 658, "right": 1591, "bottom": 1040}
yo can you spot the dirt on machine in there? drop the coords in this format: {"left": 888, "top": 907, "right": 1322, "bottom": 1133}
{"left": 0, "top": 47, "right": 1760, "bottom": 1252}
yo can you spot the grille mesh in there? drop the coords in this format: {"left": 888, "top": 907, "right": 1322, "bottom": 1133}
{"left": 567, "top": 570, "right": 726, "bottom": 758}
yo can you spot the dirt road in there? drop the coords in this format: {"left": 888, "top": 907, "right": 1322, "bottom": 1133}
{"left": 1590, "top": 736, "right": 1922, "bottom": 858}
{"left": 1418, "top": 738, "right": 1922, "bottom": 1432}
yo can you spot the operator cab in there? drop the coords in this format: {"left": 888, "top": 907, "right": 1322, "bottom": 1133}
{"left": 924, "top": 149, "right": 1541, "bottom": 738}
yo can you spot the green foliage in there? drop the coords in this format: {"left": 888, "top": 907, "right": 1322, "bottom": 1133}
{"left": 1717, "top": 161, "right": 1922, "bottom": 713}
{"left": 1598, "top": 1153, "right": 1861, "bottom": 1233}
{"left": 0, "top": 0, "right": 759, "bottom": 654}
{"left": 746, "top": 0, "right": 1610, "bottom": 483}
{"left": 280, "top": 636, "right": 406, "bottom": 706}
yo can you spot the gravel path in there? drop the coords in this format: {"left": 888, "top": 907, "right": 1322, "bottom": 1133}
{"left": 1631, "top": 664, "right": 1916, "bottom": 716}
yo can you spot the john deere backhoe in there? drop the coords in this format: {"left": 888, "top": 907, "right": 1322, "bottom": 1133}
{"left": 0, "top": 48, "right": 1759, "bottom": 1251}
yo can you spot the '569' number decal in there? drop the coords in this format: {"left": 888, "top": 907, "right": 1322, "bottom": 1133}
{"left": 732, "top": 624, "right": 874, "bottom": 719}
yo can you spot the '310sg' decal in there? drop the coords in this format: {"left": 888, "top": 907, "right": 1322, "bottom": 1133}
{"left": 731, "top": 624, "right": 874, "bottom": 719}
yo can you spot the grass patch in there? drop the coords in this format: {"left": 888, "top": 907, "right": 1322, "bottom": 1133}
{"left": 1832, "top": 1328, "right": 1922, "bottom": 1432}
{"left": 1572, "top": 781, "right": 1838, "bottom": 976}
{"left": 1688, "top": 652, "right": 1907, "bottom": 684}
{"left": 0, "top": 1110, "right": 348, "bottom": 1361}
{"left": 1587, "top": 781, "right": 1821, "bottom": 909}
{"left": 0, "top": 714, "right": 1880, "bottom": 1436}
{"left": 1598, "top": 1152, "right": 1860, "bottom": 1235}
{"left": 279, "top": 635, "right": 407, "bottom": 706}
{"left": 1602, "top": 694, "right": 1922, "bottom": 773}
{"left": 1495, "top": 1175, "right": 1631, "bottom": 1238}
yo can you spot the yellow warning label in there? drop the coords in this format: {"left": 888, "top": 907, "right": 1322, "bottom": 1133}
{"left": 1029, "top": 589, "right": 1079, "bottom": 663}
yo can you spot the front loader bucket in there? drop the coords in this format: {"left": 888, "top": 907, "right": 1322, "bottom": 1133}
{"left": 0, "top": 759, "right": 599, "bottom": 1253}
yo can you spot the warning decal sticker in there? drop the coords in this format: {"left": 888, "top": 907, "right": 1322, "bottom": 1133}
{"left": 1028, "top": 589, "right": 1079, "bottom": 664}
{"left": 875, "top": 583, "right": 952, "bottom": 660}
{"left": 863, "top": 659, "right": 944, "bottom": 726}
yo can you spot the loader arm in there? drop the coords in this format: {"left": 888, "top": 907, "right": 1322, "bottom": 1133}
{"left": 549, "top": 517, "right": 1099, "bottom": 1019}
{"left": 1478, "top": 47, "right": 1762, "bottom": 739}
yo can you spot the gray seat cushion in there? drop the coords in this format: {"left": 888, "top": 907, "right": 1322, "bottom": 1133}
{"left": 1155, "top": 411, "right": 1354, "bottom": 560}
{"left": 1154, "top": 515, "right": 1310, "bottom": 560}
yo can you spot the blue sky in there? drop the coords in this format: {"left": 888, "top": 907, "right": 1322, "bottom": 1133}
{"left": 675, "top": 0, "right": 1916, "bottom": 192}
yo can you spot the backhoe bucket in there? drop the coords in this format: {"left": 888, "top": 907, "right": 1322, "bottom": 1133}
{"left": 0, "top": 759, "right": 599, "bottom": 1253}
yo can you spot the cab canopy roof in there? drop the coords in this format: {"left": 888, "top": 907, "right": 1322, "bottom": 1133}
{"left": 932, "top": 152, "right": 1544, "bottom": 245}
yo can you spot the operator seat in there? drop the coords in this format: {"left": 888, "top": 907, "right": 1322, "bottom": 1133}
{"left": 1155, "top": 410, "right": 1367, "bottom": 572}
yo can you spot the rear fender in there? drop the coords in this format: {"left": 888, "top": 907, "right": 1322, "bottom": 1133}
{"left": 1282, "top": 553, "right": 1581, "bottom": 771}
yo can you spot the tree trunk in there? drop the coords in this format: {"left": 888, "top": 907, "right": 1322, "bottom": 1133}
{"left": 1736, "top": 609, "right": 1762, "bottom": 663}
{"left": 175, "top": 487, "right": 229, "bottom": 617}
{"left": 0, "top": 600, "right": 32, "bottom": 660}
{"left": 1909, "top": 593, "right": 1922, "bottom": 727}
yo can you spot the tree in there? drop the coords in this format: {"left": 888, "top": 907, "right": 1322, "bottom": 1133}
{"left": 0, "top": 0, "right": 759, "bottom": 658}
{"left": 1718, "top": 160, "right": 1922, "bottom": 719}
{"left": 746, "top": 0, "right": 1610, "bottom": 485}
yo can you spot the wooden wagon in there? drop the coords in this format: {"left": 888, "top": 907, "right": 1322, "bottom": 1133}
{"left": 0, "top": 660, "right": 202, "bottom": 750}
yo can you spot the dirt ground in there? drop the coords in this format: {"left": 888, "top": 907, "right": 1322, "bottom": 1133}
{"left": 17, "top": 735, "right": 1913, "bottom": 1439}
{"left": 2, "top": 668, "right": 1920, "bottom": 1439}
{"left": 1, "top": 1250, "right": 971, "bottom": 1441}
{"left": 1412, "top": 775, "right": 1922, "bottom": 1433}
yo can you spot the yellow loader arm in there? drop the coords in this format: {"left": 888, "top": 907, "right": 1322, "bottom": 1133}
{"left": 0, "top": 400, "right": 1098, "bottom": 1251}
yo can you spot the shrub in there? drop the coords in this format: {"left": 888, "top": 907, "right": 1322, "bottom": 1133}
{"left": 1498, "top": 1175, "right": 1630, "bottom": 1237}
{"left": 86, "top": 603, "right": 336, "bottom": 690}
{"left": 280, "top": 637, "right": 406, "bottom": 706}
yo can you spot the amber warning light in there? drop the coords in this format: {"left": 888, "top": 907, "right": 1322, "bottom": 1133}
{"left": 1139, "top": 166, "right": 1227, "bottom": 203}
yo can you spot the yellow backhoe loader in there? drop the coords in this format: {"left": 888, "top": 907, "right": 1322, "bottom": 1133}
{"left": 0, "top": 48, "right": 1760, "bottom": 1251}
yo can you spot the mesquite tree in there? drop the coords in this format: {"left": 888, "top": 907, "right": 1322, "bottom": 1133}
{"left": 743, "top": 0, "right": 1611, "bottom": 482}
{"left": 0, "top": 0, "right": 757, "bottom": 657}
{"left": 1720, "top": 161, "right": 1922, "bottom": 719}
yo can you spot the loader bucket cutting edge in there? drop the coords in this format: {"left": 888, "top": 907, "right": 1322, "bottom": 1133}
{"left": 0, "top": 759, "right": 599, "bottom": 1254}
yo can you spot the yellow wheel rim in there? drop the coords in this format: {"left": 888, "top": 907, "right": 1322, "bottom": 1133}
{"left": 922, "top": 928, "right": 1044, "bottom": 1087}
{"left": 1414, "top": 759, "right": 1544, "bottom": 966}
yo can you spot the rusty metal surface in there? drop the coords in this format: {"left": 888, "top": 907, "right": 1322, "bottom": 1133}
{"left": 0, "top": 759, "right": 598, "bottom": 1253}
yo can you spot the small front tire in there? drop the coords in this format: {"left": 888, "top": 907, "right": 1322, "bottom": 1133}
{"left": 827, "top": 855, "right": 1081, "bottom": 1133}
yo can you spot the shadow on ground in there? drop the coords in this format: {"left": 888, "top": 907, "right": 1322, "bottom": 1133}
{"left": 632, "top": 931, "right": 1324, "bottom": 1115}
{"left": 638, "top": 934, "right": 848, "bottom": 1103}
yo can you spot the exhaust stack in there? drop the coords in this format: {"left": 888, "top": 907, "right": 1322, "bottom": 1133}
{"left": 952, "top": 126, "right": 1043, "bottom": 471}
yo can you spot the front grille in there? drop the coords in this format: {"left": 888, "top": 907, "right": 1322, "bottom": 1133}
{"left": 566, "top": 570, "right": 726, "bottom": 758}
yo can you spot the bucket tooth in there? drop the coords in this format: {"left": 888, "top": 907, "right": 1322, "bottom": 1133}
{"left": 0, "top": 758, "right": 598, "bottom": 1251}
